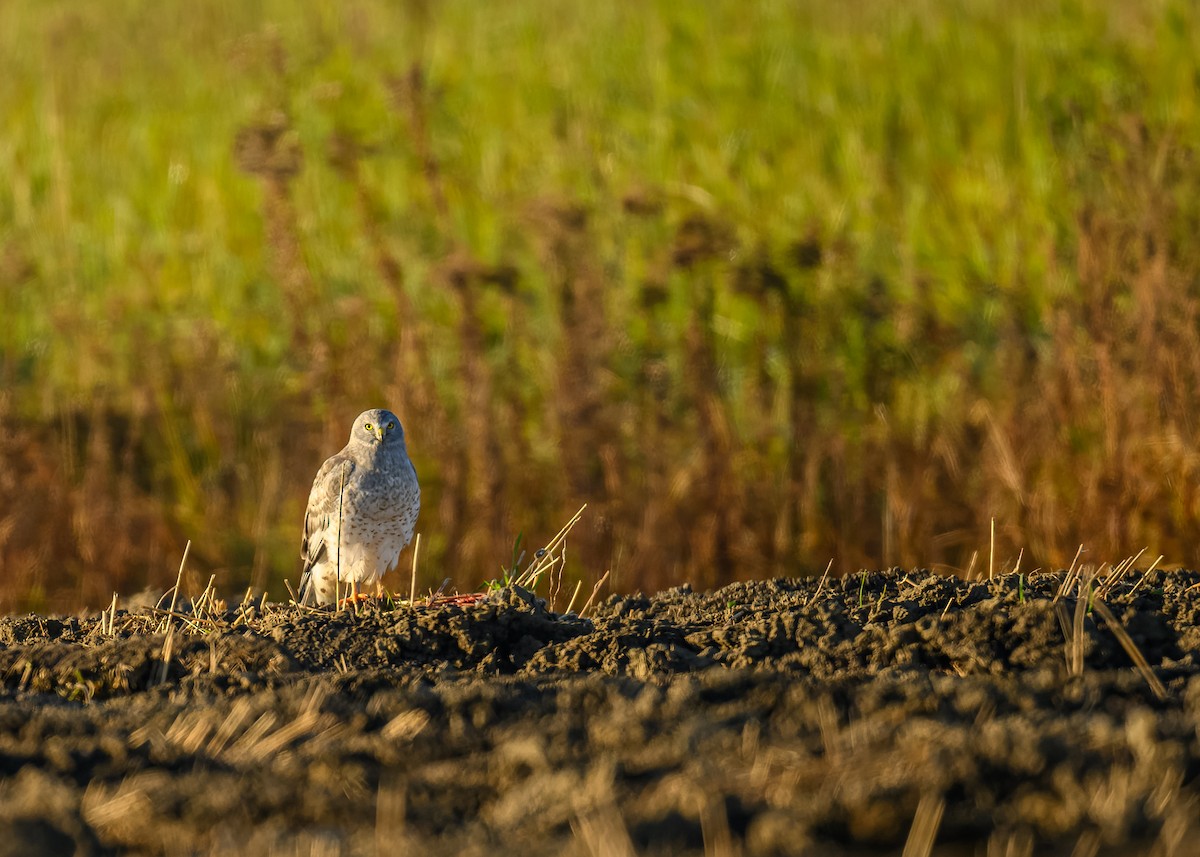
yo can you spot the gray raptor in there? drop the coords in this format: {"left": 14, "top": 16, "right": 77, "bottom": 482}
{"left": 297, "top": 408, "right": 420, "bottom": 606}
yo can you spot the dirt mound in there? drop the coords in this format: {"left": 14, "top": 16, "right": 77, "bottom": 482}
{"left": 1, "top": 569, "right": 1199, "bottom": 855}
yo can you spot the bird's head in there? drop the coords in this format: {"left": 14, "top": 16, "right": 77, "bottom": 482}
{"left": 351, "top": 408, "right": 405, "bottom": 447}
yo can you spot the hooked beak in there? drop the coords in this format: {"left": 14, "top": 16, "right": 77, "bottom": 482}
{"left": 374, "top": 426, "right": 385, "bottom": 442}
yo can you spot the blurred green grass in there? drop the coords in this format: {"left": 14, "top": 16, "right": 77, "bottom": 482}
{"left": 3, "top": 0, "right": 1200, "bottom": 611}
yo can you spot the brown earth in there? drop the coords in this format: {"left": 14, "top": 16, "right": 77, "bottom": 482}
{"left": 1, "top": 568, "right": 1200, "bottom": 856}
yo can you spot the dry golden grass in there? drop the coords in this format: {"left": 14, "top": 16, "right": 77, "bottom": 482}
{"left": 5, "top": 2, "right": 1200, "bottom": 610}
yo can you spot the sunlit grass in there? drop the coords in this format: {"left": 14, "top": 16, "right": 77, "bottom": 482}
{"left": 3, "top": 0, "right": 1200, "bottom": 609}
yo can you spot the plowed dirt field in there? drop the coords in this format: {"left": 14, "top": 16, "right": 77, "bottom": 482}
{"left": 2, "top": 569, "right": 1199, "bottom": 856}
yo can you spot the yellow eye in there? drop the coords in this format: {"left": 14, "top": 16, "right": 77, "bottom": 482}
{"left": 387, "top": 421, "right": 395, "bottom": 431}
{"left": 364, "top": 422, "right": 373, "bottom": 432}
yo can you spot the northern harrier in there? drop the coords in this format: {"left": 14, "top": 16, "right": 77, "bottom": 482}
{"left": 297, "top": 408, "right": 420, "bottom": 606}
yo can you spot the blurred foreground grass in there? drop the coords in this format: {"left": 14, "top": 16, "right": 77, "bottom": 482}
{"left": 3, "top": 0, "right": 1200, "bottom": 611}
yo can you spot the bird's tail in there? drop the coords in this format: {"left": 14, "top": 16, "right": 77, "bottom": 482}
{"left": 296, "top": 565, "right": 315, "bottom": 606}
{"left": 296, "top": 539, "right": 329, "bottom": 607}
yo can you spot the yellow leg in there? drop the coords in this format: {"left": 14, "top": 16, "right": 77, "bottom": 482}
{"left": 337, "top": 580, "right": 382, "bottom": 610}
